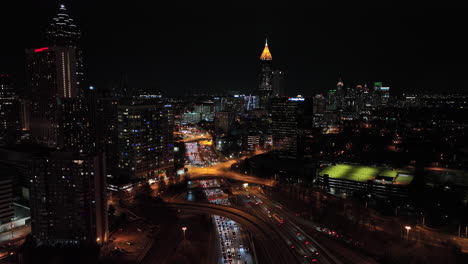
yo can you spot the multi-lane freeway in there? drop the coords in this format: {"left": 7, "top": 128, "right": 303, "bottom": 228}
{"left": 159, "top": 201, "right": 298, "bottom": 264}
{"left": 235, "top": 187, "right": 343, "bottom": 264}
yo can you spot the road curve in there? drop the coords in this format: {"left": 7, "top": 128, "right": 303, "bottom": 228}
{"left": 160, "top": 201, "right": 298, "bottom": 264}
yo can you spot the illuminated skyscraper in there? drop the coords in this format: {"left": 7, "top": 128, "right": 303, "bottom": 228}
{"left": 46, "top": 4, "right": 84, "bottom": 92}
{"left": 258, "top": 39, "right": 273, "bottom": 108}
{"left": 25, "top": 47, "right": 77, "bottom": 99}
{"left": 25, "top": 46, "right": 78, "bottom": 146}
{"left": 271, "top": 96, "right": 307, "bottom": 158}
{"left": 117, "top": 102, "right": 174, "bottom": 179}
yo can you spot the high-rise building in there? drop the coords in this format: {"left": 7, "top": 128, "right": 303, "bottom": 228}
{"left": 25, "top": 46, "right": 78, "bottom": 147}
{"left": 271, "top": 96, "right": 307, "bottom": 158}
{"left": 97, "top": 98, "right": 119, "bottom": 175}
{"left": 56, "top": 97, "right": 96, "bottom": 153}
{"left": 28, "top": 150, "right": 108, "bottom": 245}
{"left": 194, "top": 101, "right": 214, "bottom": 121}
{"left": 0, "top": 74, "right": 16, "bottom": 99}
{"left": 0, "top": 75, "right": 22, "bottom": 144}
{"left": 258, "top": 39, "right": 273, "bottom": 108}
{"left": 117, "top": 102, "right": 174, "bottom": 179}
{"left": 25, "top": 46, "right": 77, "bottom": 100}
{"left": 372, "top": 82, "right": 391, "bottom": 107}
{"left": 243, "top": 134, "right": 260, "bottom": 151}
{"left": 214, "top": 112, "right": 233, "bottom": 133}
{"left": 272, "top": 70, "right": 285, "bottom": 98}
{"left": 312, "top": 94, "right": 326, "bottom": 127}
{"left": 46, "top": 4, "right": 84, "bottom": 92}
{"left": 1, "top": 145, "right": 109, "bottom": 245}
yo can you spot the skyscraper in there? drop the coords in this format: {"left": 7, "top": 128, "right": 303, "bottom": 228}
{"left": 214, "top": 111, "right": 233, "bottom": 133}
{"left": 271, "top": 96, "right": 307, "bottom": 158}
{"left": 0, "top": 75, "right": 22, "bottom": 144}
{"left": 25, "top": 46, "right": 78, "bottom": 147}
{"left": 25, "top": 46, "right": 77, "bottom": 100}
{"left": 28, "top": 150, "right": 108, "bottom": 245}
{"left": 272, "top": 70, "right": 285, "bottom": 98}
{"left": 0, "top": 74, "right": 16, "bottom": 98}
{"left": 117, "top": 102, "right": 174, "bottom": 180}
{"left": 46, "top": 4, "right": 83, "bottom": 92}
{"left": 258, "top": 39, "right": 273, "bottom": 108}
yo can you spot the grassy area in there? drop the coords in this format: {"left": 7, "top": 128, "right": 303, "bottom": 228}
{"left": 319, "top": 164, "right": 413, "bottom": 185}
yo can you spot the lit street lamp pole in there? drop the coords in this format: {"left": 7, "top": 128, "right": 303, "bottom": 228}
{"left": 10, "top": 218, "right": 15, "bottom": 238}
{"left": 405, "top": 226, "right": 411, "bottom": 240}
{"left": 182, "top": 226, "right": 187, "bottom": 240}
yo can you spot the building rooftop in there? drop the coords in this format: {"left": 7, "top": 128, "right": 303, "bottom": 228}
{"left": 318, "top": 163, "right": 413, "bottom": 185}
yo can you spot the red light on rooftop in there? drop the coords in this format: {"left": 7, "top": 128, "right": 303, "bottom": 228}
{"left": 34, "top": 47, "right": 49, "bottom": 53}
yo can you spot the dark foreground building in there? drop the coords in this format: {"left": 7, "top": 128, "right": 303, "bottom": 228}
{"left": 0, "top": 146, "right": 108, "bottom": 245}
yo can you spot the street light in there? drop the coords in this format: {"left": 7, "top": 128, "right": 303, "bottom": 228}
{"left": 405, "top": 226, "right": 411, "bottom": 240}
{"left": 182, "top": 226, "right": 187, "bottom": 240}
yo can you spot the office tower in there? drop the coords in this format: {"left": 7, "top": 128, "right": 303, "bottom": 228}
{"left": 373, "top": 82, "right": 383, "bottom": 106}
{"left": 271, "top": 96, "right": 307, "bottom": 158}
{"left": 258, "top": 39, "right": 273, "bottom": 108}
{"left": 380, "top": 86, "right": 391, "bottom": 106}
{"left": 25, "top": 149, "right": 108, "bottom": 245}
{"left": 97, "top": 98, "right": 119, "bottom": 175}
{"left": 117, "top": 103, "right": 174, "bottom": 179}
{"left": 336, "top": 79, "right": 345, "bottom": 110}
{"left": 56, "top": 97, "right": 96, "bottom": 153}
{"left": 0, "top": 75, "right": 22, "bottom": 144}
{"left": 246, "top": 94, "right": 259, "bottom": 110}
{"left": 272, "top": 70, "right": 285, "bottom": 97}
{"left": 313, "top": 94, "right": 326, "bottom": 127}
{"left": 371, "top": 82, "right": 390, "bottom": 107}
{"left": 25, "top": 46, "right": 79, "bottom": 147}
{"left": 344, "top": 84, "right": 358, "bottom": 113}
{"left": 0, "top": 74, "right": 16, "bottom": 98}
{"left": 243, "top": 134, "right": 260, "bottom": 151}
{"left": 194, "top": 101, "right": 214, "bottom": 121}
{"left": 214, "top": 112, "right": 233, "bottom": 133}
{"left": 181, "top": 111, "right": 201, "bottom": 125}
{"left": 46, "top": 4, "right": 83, "bottom": 92}
{"left": 25, "top": 46, "right": 77, "bottom": 99}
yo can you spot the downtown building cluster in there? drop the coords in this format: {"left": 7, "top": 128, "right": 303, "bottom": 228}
{"left": 0, "top": 4, "right": 175, "bottom": 248}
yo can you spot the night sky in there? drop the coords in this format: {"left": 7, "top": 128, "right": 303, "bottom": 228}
{"left": 1, "top": 2, "right": 467, "bottom": 96}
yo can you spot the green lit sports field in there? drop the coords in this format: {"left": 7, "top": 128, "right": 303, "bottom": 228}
{"left": 318, "top": 164, "right": 413, "bottom": 185}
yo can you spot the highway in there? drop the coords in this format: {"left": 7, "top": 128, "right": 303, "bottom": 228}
{"left": 158, "top": 201, "right": 298, "bottom": 264}
{"left": 234, "top": 187, "right": 342, "bottom": 264}
{"left": 204, "top": 184, "right": 254, "bottom": 264}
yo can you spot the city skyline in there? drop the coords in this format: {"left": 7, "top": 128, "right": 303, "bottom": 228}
{"left": 2, "top": 2, "right": 468, "bottom": 263}
{"left": 1, "top": 3, "right": 467, "bottom": 96}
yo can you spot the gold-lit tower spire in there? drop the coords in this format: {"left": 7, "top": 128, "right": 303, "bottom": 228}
{"left": 260, "top": 38, "right": 273, "bottom": 60}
